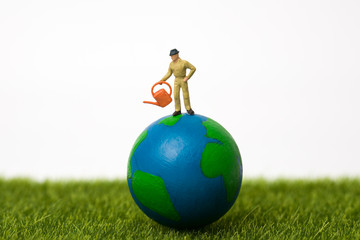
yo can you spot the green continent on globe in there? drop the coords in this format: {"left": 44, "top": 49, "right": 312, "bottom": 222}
{"left": 158, "top": 114, "right": 183, "bottom": 126}
{"left": 201, "top": 118, "right": 242, "bottom": 202}
{"left": 131, "top": 170, "right": 181, "bottom": 222}
{"left": 127, "top": 130, "right": 148, "bottom": 179}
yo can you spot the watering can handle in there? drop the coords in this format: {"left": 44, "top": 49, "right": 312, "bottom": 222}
{"left": 152, "top": 81, "right": 172, "bottom": 96}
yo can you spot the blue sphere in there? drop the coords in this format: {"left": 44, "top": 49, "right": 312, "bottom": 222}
{"left": 127, "top": 114, "right": 243, "bottom": 228}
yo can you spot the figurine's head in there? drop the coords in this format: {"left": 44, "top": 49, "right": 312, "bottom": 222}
{"left": 170, "top": 49, "right": 180, "bottom": 62}
{"left": 171, "top": 54, "right": 179, "bottom": 62}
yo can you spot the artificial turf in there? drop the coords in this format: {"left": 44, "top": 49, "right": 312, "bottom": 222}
{"left": 0, "top": 178, "right": 359, "bottom": 239}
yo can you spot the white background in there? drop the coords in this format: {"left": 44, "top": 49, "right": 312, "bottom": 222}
{"left": 1, "top": 0, "right": 359, "bottom": 180}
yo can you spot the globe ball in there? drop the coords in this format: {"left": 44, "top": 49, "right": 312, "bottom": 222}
{"left": 127, "top": 114, "right": 243, "bottom": 228}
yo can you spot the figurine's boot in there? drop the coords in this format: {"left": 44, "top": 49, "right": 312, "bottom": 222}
{"left": 173, "top": 111, "right": 181, "bottom": 116}
{"left": 187, "top": 109, "right": 195, "bottom": 115}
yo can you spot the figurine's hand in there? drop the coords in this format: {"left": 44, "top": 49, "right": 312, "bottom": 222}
{"left": 184, "top": 77, "right": 189, "bottom": 82}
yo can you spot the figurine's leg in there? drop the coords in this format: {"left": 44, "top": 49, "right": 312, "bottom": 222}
{"left": 174, "top": 79, "right": 181, "bottom": 112}
{"left": 182, "top": 81, "right": 192, "bottom": 111}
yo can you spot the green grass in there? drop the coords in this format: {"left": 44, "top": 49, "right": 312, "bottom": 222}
{"left": 1, "top": 178, "right": 359, "bottom": 239}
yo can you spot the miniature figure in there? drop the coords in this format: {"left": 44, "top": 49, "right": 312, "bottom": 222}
{"left": 160, "top": 49, "right": 196, "bottom": 116}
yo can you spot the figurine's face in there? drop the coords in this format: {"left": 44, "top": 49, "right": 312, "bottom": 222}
{"left": 171, "top": 54, "right": 179, "bottom": 62}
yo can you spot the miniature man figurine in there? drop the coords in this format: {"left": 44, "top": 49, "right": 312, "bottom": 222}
{"left": 160, "top": 49, "right": 196, "bottom": 116}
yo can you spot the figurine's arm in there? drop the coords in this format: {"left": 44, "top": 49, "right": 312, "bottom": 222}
{"left": 184, "top": 61, "right": 196, "bottom": 81}
{"left": 160, "top": 65, "right": 172, "bottom": 82}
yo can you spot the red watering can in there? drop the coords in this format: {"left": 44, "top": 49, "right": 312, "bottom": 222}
{"left": 143, "top": 81, "right": 172, "bottom": 107}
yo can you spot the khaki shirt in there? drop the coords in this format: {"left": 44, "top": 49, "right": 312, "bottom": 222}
{"left": 160, "top": 58, "right": 196, "bottom": 81}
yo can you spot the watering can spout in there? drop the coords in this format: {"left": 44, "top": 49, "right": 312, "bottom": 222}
{"left": 143, "top": 81, "right": 173, "bottom": 108}
{"left": 143, "top": 100, "right": 160, "bottom": 106}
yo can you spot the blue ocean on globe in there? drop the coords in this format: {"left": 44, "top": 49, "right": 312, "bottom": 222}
{"left": 127, "top": 114, "right": 243, "bottom": 228}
